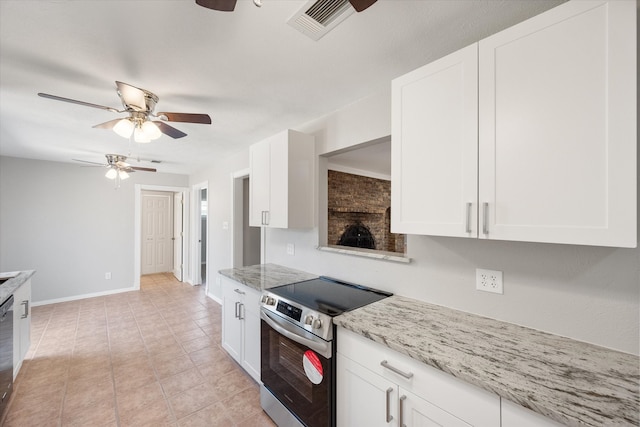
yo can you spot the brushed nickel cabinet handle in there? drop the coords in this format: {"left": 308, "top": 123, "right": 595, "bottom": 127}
{"left": 483, "top": 202, "right": 489, "bottom": 235}
{"left": 399, "top": 395, "right": 407, "bottom": 427}
{"left": 234, "top": 288, "right": 245, "bottom": 295}
{"left": 238, "top": 303, "right": 245, "bottom": 320}
{"left": 234, "top": 301, "right": 240, "bottom": 319}
{"left": 385, "top": 387, "right": 394, "bottom": 422}
{"left": 21, "top": 300, "right": 29, "bottom": 319}
{"left": 381, "top": 360, "right": 414, "bottom": 379}
{"left": 465, "top": 202, "right": 472, "bottom": 233}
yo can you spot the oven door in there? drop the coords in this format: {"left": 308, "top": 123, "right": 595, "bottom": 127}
{"left": 260, "top": 308, "right": 335, "bottom": 427}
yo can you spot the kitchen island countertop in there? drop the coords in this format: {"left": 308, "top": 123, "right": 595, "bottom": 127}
{"left": 334, "top": 295, "right": 639, "bottom": 427}
{"left": 218, "top": 263, "right": 317, "bottom": 292}
{"left": 0, "top": 270, "right": 35, "bottom": 304}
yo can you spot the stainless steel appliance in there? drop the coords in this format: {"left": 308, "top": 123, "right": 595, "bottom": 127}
{"left": 260, "top": 277, "right": 391, "bottom": 427}
{"left": 0, "top": 296, "right": 13, "bottom": 419}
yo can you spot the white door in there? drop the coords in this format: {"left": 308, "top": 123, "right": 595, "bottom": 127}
{"left": 141, "top": 191, "right": 173, "bottom": 275}
{"left": 478, "top": 0, "right": 636, "bottom": 247}
{"left": 172, "top": 192, "right": 184, "bottom": 281}
{"left": 391, "top": 43, "right": 478, "bottom": 238}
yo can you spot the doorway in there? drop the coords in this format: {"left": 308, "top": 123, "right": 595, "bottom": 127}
{"left": 134, "top": 184, "right": 189, "bottom": 290}
{"left": 232, "top": 169, "right": 261, "bottom": 268}
{"left": 192, "top": 181, "right": 208, "bottom": 288}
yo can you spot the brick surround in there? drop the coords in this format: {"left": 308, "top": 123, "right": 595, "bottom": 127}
{"left": 328, "top": 170, "right": 405, "bottom": 254}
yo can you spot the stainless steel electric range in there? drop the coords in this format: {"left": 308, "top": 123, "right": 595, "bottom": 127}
{"left": 259, "top": 276, "right": 392, "bottom": 427}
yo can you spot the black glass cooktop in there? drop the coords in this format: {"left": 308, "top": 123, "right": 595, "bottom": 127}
{"left": 269, "top": 276, "right": 392, "bottom": 316}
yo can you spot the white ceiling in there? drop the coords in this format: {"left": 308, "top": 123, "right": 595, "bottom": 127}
{"left": 0, "top": 0, "right": 563, "bottom": 175}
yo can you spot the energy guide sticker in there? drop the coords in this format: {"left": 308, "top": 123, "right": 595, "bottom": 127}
{"left": 303, "top": 350, "right": 323, "bottom": 384}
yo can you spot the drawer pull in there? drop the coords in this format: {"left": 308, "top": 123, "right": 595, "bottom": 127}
{"left": 234, "top": 288, "right": 245, "bottom": 295}
{"left": 380, "top": 360, "right": 414, "bottom": 379}
{"left": 385, "top": 387, "right": 393, "bottom": 423}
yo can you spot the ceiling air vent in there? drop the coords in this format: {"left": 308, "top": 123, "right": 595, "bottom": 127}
{"left": 287, "top": 0, "right": 355, "bottom": 41}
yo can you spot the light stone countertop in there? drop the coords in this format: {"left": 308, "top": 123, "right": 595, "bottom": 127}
{"left": 218, "top": 263, "right": 317, "bottom": 292}
{"left": 334, "top": 295, "right": 639, "bottom": 427}
{"left": 0, "top": 270, "right": 35, "bottom": 304}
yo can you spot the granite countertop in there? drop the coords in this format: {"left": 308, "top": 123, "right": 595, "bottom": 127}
{"left": 334, "top": 295, "right": 639, "bottom": 427}
{"left": 0, "top": 270, "right": 35, "bottom": 304}
{"left": 218, "top": 263, "right": 317, "bottom": 292}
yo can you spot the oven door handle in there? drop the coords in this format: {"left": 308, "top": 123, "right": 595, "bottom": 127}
{"left": 261, "top": 309, "right": 332, "bottom": 359}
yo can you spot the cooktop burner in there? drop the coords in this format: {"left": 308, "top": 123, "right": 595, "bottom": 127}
{"left": 269, "top": 277, "right": 392, "bottom": 316}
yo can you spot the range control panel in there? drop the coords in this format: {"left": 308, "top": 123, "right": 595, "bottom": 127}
{"left": 260, "top": 291, "right": 333, "bottom": 341}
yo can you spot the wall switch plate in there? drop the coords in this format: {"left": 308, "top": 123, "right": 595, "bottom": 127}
{"left": 105, "top": 272, "right": 112, "bottom": 280}
{"left": 222, "top": 221, "right": 229, "bottom": 230}
{"left": 476, "top": 269, "right": 503, "bottom": 294}
{"left": 286, "top": 243, "right": 295, "bottom": 256}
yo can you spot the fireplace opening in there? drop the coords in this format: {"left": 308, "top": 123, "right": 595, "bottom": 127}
{"left": 337, "top": 222, "right": 376, "bottom": 249}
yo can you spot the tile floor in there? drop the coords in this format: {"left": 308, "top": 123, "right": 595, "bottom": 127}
{"left": 2, "top": 273, "right": 276, "bottom": 427}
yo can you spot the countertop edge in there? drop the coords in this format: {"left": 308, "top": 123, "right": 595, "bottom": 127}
{"left": 0, "top": 270, "right": 35, "bottom": 304}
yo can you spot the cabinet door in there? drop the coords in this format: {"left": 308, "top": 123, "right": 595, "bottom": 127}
{"left": 267, "top": 135, "right": 289, "bottom": 228}
{"left": 221, "top": 280, "right": 242, "bottom": 363}
{"left": 249, "top": 139, "right": 271, "bottom": 227}
{"left": 392, "top": 43, "right": 478, "bottom": 237}
{"left": 12, "top": 280, "right": 31, "bottom": 379}
{"left": 241, "top": 288, "right": 261, "bottom": 383}
{"left": 337, "top": 353, "right": 398, "bottom": 427}
{"left": 399, "top": 387, "right": 471, "bottom": 427}
{"left": 479, "top": 0, "right": 636, "bottom": 247}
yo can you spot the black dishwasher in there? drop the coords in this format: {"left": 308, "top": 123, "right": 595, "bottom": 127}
{"left": 0, "top": 296, "right": 13, "bottom": 418}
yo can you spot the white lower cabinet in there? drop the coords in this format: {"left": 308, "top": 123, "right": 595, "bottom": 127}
{"left": 220, "top": 276, "right": 261, "bottom": 383}
{"left": 12, "top": 279, "right": 31, "bottom": 379}
{"left": 337, "top": 328, "right": 500, "bottom": 426}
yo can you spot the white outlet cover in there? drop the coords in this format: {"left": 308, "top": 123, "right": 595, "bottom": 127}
{"left": 476, "top": 269, "right": 503, "bottom": 294}
{"left": 286, "top": 243, "right": 295, "bottom": 255}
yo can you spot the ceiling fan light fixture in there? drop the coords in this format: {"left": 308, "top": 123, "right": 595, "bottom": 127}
{"left": 118, "top": 170, "right": 130, "bottom": 180}
{"left": 142, "top": 121, "right": 162, "bottom": 140}
{"left": 113, "top": 118, "right": 134, "bottom": 138}
{"left": 134, "top": 126, "right": 151, "bottom": 143}
{"left": 105, "top": 168, "right": 118, "bottom": 179}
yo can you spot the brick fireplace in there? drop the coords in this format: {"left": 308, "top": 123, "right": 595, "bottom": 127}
{"left": 327, "top": 170, "right": 405, "bottom": 254}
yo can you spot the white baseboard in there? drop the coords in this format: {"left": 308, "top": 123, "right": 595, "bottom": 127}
{"left": 206, "top": 292, "right": 222, "bottom": 305}
{"left": 31, "top": 286, "right": 136, "bottom": 307}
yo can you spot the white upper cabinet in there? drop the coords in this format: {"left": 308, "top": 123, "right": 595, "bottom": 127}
{"left": 249, "top": 129, "right": 315, "bottom": 228}
{"left": 478, "top": 0, "right": 636, "bottom": 247}
{"left": 392, "top": 0, "right": 637, "bottom": 247}
{"left": 392, "top": 44, "right": 479, "bottom": 238}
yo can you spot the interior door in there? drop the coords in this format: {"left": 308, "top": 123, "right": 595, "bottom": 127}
{"left": 172, "top": 192, "right": 184, "bottom": 281}
{"left": 141, "top": 191, "right": 173, "bottom": 275}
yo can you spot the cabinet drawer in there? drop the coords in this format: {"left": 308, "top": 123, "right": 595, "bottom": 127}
{"left": 337, "top": 327, "right": 499, "bottom": 426}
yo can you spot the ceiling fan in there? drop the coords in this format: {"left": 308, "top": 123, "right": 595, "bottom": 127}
{"left": 74, "top": 154, "right": 157, "bottom": 182}
{"left": 38, "top": 81, "right": 211, "bottom": 143}
{"left": 195, "top": 0, "right": 377, "bottom": 13}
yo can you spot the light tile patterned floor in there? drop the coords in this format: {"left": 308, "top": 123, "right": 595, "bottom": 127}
{"left": 2, "top": 273, "right": 276, "bottom": 427}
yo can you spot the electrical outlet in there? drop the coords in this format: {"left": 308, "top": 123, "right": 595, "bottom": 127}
{"left": 286, "top": 243, "right": 295, "bottom": 256}
{"left": 476, "top": 269, "right": 503, "bottom": 294}
{"left": 105, "top": 272, "right": 111, "bottom": 280}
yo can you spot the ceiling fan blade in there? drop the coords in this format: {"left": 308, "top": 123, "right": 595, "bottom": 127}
{"left": 38, "top": 93, "right": 120, "bottom": 113}
{"left": 155, "top": 121, "right": 187, "bottom": 139}
{"left": 349, "top": 0, "right": 377, "bottom": 12}
{"left": 116, "top": 81, "right": 147, "bottom": 111}
{"left": 92, "top": 119, "right": 122, "bottom": 129}
{"left": 157, "top": 112, "right": 211, "bottom": 124}
{"left": 195, "top": 0, "right": 237, "bottom": 11}
{"left": 130, "top": 166, "right": 157, "bottom": 173}
{"left": 72, "top": 159, "right": 107, "bottom": 166}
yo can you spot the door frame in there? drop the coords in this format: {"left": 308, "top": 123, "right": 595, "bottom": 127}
{"left": 191, "top": 181, "right": 208, "bottom": 289}
{"left": 134, "top": 184, "right": 190, "bottom": 290}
